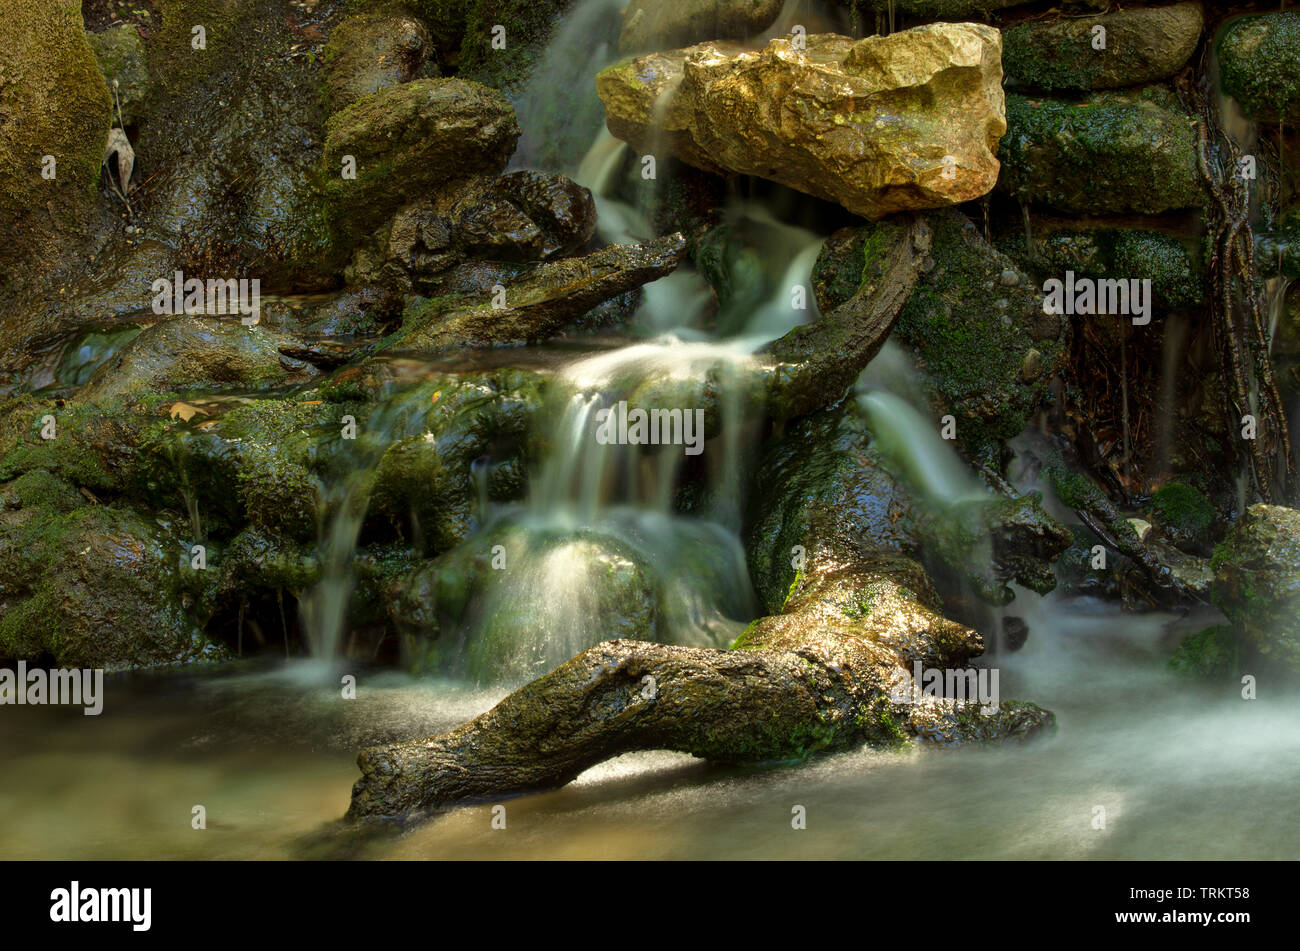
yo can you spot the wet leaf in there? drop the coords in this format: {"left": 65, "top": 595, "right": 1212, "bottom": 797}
{"left": 103, "top": 128, "right": 135, "bottom": 195}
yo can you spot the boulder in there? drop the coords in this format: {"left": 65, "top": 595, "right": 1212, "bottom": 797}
{"left": 1000, "top": 89, "right": 1202, "bottom": 215}
{"left": 0, "top": 491, "right": 222, "bottom": 670}
{"left": 618, "top": 0, "right": 784, "bottom": 53}
{"left": 1211, "top": 505, "right": 1300, "bottom": 672}
{"left": 596, "top": 24, "right": 1005, "bottom": 219}
{"left": 349, "top": 171, "right": 596, "bottom": 291}
{"left": 0, "top": 0, "right": 112, "bottom": 289}
{"left": 1003, "top": 2, "right": 1203, "bottom": 92}
{"left": 76, "top": 317, "right": 319, "bottom": 402}
{"left": 322, "top": 10, "right": 433, "bottom": 114}
{"left": 321, "top": 78, "right": 521, "bottom": 244}
{"left": 1217, "top": 11, "right": 1300, "bottom": 123}
{"left": 87, "top": 23, "right": 153, "bottom": 124}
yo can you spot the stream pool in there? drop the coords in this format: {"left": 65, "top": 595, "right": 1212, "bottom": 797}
{"left": 3, "top": 594, "right": 1295, "bottom": 860}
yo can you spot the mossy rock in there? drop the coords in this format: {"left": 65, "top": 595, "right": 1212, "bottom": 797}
{"left": 0, "top": 0, "right": 112, "bottom": 291}
{"left": 1210, "top": 505, "right": 1300, "bottom": 672}
{"left": 322, "top": 9, "right": 434, "bottom": 114}
{"left": 1168, "top": 624, "right": 1238, "bottom": 679}
{"left": 392, "top": 525, "right": 658, "bottom": 683}
{"left": 320, "top": 77, "right": 520, "bottom": 246}
{"left": 999, "top": 89, "right": 1202, "bottom": 215}
{"left": 0, "top": 495, "right": 224, "bottom": 669}
{"left": 888, "top": 212, "right": 1066, "bottom": 458}
{"left": 1217, "top": 11, "right": 1300, "bottom": 124}
{"left": 1150, "top": 481, "right": 1215, "bottom": 554}
{"left": 1032, "top": 228, "right": 1206, "bottom": 311}
{"left": 87, "top": 23, "right": 153, "bottom": 124}
{"left": 1002, "top": 3, "right": 1202, "bottom": 93}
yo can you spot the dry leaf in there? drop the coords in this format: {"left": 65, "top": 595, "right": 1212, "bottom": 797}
{"left": 168, "top": 401, "right": 207, "bottom": 422}
{"left": 103, "top": 128, "right": 135, "bottom": 195}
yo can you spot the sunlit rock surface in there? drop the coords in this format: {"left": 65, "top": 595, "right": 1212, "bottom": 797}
{"left": 597, "top": 24, "right": 1005, "bottom": 219}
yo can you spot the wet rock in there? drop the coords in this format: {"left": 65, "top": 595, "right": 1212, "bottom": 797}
{"left": 1032, "top": 228, "right": 1206, "bottom": 310}
{"left": 618, "top": 0, "right": 784, "bottom": 53}
{"left": 406, "top": 0, "right": 569, "bottom": 91}
{"left": 1000, "top": 89, "right": 1202, "bottom": 215}
{"left": 350, "top": 171, "right": 596, "bottom": 291}
{"left": 597, "top": 24, "right": 1005, "bottom": 219}
{"left": 87, "top": 23, "right": 153, "bottom": 124}
{"left": 1149, "top": 480, "right": 1216, "bottom": 555}
{"left": 390, "top": 526, "right": 657, "bottom": 682}
{"left": 747, "top": 395, "right": 1070, "bottom": 612}
{"left": 322, "top": 11, "right": 434, "bottom": 114}
{"left": 390, "top": 233, "right": 687, "bottom": 352}
{"left": 1217, "top": 11, "right": 1300, "bottom": 123}
{"left": 0, "top": 494, "right": 223, "bottom": 669}
{"left": 816, "top": 212, "right": 1066, "bottom": 459}
{"left": 1002, "top": 616, "right": 1029, "bottom": 651}
{"left": 77, "top": 317, "right": 320, "bottom": 402}
{"left": 1210, "top": 505, "right": 1300, "bottom": 672}
{"left": 321, "top": 78, "right": 520, "bottom": 245}
{"left": 1003, "top": 3, "right": 1203, "bottom": 92}
{"left": 0, "top": 0, "right": 112, "bottom": 288}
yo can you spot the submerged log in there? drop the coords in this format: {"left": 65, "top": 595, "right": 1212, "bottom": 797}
{"left": 346, "top": 527, "right": 1054, "bottom": 821}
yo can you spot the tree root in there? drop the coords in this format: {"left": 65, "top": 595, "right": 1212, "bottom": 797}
{"left": 346, "top": 536, "right": 1054, "bottom": 821}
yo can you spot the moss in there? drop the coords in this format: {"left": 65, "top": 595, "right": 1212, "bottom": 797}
{"left": 0, "top": 0, "right": 113, "bottom": 288}
{"left": 999, "top": 90, "right": 1202, "bottom": 215}
{"left": 1034, "top": 229, "right": 1206, "bottom": 311}
{"left": 1151, "top": 481, "right": 1215, "bottom": 541}
{"left": 892, "top": 212, "right": 1064, "bottom": 456}
{"left": 1168, "top": 625, "right": 1238, "bottom": 679}
{"left": 1217, "top": 11, "right": 1300, "bottom": 123}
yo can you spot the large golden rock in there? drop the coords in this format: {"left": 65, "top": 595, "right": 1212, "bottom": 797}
{"left": 597, "top": 23, "right": 1005, "bottom": 219}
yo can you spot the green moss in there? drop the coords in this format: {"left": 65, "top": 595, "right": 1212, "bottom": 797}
{"left": 1034, "top": 229, "right": 1206, "bottom": 311}
{"left": 1000, "top": 90, "right": 1202, "bottom": 215}
{"left": 1168, "top": 625, "right": 1238, "bottom": 679}
{"left": 1217, "top": 11, "right": 1300, "bottom": 123}
{"left": 1151, "top": 481, "right": 1215, "bottom": 540}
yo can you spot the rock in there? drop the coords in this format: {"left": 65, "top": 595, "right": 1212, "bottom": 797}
{"left": 76, "top": 317, "right": 319, "bottom": 402}
{"left": 1003, "top": 3, "right": 1203, "bottom": 92}
{"left": 618, "top": 0, "right": 784, "bottom": 53}
{"left": 1210, "top": 505, "right": 1300, "bottom": 672}
{"left": 816, "top": 212, "right": 1066, "bottom": 458}
{"left": 852, "top": 0, "right": 1031, "bottom": 14}
{"left": 1168, "top": 625, "right": 1237, "bottom": 679}
{"left": 1032, "top": 228, "right": 1205, "bottom": 310}
{"left": 322, "top": 11, "right": 433, "bottom": 114}
{"left": 87, "top": 23, "right": 152, "bottom": 124}
{"left": 1000, "top": 89, "right": 1202, "bottom": 215}
{"left": 1217, "top": 11, "right": 1300, "bottom": 123}
{"left": 321, "top": 78, "right": 521, "bottom": 244}
{"left": 596, "top": 24, "right": 1005, "bottom": 219}
{"left": 390, "top": 233, "right": 688, "bottom": 352}
{"left": 391, "top": 526, "right": 658, "bottom": 683}
{"left": 350, "top": 171, "right": 596, "bottom": 291}
{"left": 1150, "top": 480, "right": 1215, "bottom": 555}
{"left": 0, "top": 0, "right": 112, "bottom": 288}
{"left": 0, "top": 493, "right": 223, "bottom": 670}
{"left": 407, "top": 0, "right": 569, "bottom": 91}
